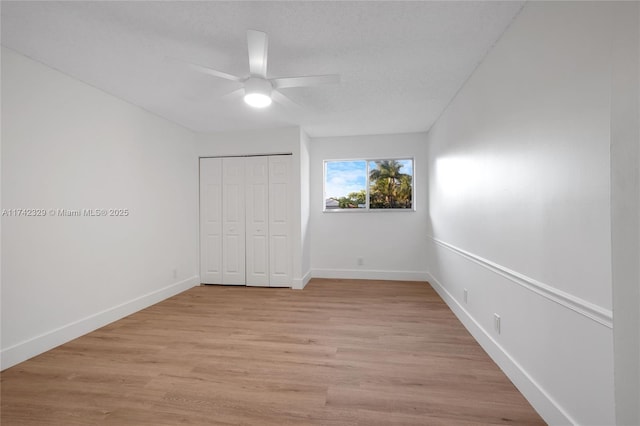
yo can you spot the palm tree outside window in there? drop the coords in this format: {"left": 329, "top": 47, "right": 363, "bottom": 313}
{"left": 324, "top": 158, "right": 414, "bottom": 211}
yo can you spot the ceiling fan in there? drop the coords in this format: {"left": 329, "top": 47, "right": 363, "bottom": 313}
{"left": 186, "top": 30, "right": 340, "bottom": 109}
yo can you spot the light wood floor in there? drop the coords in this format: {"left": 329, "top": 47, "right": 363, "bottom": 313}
{"left": 1, "top": 279, "right": 545, "bottom": 425}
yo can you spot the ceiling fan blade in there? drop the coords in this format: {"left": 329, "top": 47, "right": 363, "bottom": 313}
{"left": 187, "top": 62, "right": 242, "bottom": 82}
{"left": 247, "top": 30, "right": 268, "bottom": 77}
{"left": 272, "top": 74, "right": 340, "bottom": 89}
{"left": 220, "top": 88, "right": 245, "bottom": 101}
{"left": 271, "top": 91, "right": 301, "bottom": 110}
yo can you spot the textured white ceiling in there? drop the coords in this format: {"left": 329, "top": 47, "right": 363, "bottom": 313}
{"left": 1, "top": 1, "right": 523, "bottom": 137}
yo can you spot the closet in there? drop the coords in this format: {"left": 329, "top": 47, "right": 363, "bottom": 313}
{"left": 199, "top": 155, "right": 292, "bottom": 287}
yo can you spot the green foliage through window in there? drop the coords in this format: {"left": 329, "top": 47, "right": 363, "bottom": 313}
{"left": 368, "top": 160, "right": 413, "bottom": 209}
{"left": 324, "top": 159, "right": 413, "bottom": 210}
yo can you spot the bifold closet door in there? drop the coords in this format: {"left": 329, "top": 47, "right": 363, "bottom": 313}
{"left": 199, "top": 158, "right": 223, "bottom": 284}
{"left": 245, "top": 156, "right": 270, "bottom": 286}
{"left": 221, "top": 157, "right": 246, "bottom": 285}
{"left": 268, "top": 155, "right": 292, "bottom": 287}
{"left": 200, "top": 157, "right": 246, "bottom": 285}
{"left": 200, "top": 155, "right": 292, "bottom": 287}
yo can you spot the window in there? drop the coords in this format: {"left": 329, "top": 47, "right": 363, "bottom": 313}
{"left": 324, "top": 158, "right": 414, "bottom": 211}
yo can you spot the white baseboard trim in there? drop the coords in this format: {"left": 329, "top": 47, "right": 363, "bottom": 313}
{"left": 303, "top": 270, "right": 312, "bottom": 287}
{"left": 292, "top": 270, "right": 313, "bottom": 290}
{"left": 1, "top": 275, "right": 199, "bottom": 371}
{"left": 311, "top": 268, "right": 429, "bottom": 282}
{"left": 428, "top": 236, "right": 612, "bottom": 328}
{"left": 426, "top": 272, "right": 574, "bottom": 426}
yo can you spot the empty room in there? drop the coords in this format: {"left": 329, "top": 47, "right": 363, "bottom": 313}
{"left": 1, "top": 1, "right": 639, "bottom": 425}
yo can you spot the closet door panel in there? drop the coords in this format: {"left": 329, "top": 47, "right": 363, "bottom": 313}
{"left": 245, "top": 156, "right": 270, "bottom": 286}
{"left": 269, "top": 155, "right": 292, "bottom": 287}
{"left": 199, "top": 158, "right": 223, "bottom": 284}
{"left": 222, "top": 157, "right": 246, "bottom": 285}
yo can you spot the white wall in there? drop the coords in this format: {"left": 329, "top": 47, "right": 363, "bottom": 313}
{"left": 310, "top": 133, "right": 429, "bottom": 281}
{"left": 196, "top": 127, "right": 300, "bottom": 158}
{"left": 1, "top": 48, "right": 199, "bottom": 369}
{"left": 300, "top": 130, "right": 312, "bottom": 286}
{"left": 611, "top": 2, "right": 640, "bottom": 425}
{"left": 195, "top": 126, "right": 309, "bottom": 288}
{"left": 425, "top": 2, "right": 623, "bottom": 424}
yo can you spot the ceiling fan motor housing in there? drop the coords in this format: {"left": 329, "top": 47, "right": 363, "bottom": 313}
{"left": 244, "top": 77, "right": 272, "bottom": 97}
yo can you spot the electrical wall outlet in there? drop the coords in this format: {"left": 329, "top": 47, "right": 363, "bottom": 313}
{"left": 172, "top": 268, "right": 178, "bottom": 279}
{"left": 357, "top": 257, "right": 364, "bottom": 266}
{"left": 494, "top": 313, "right": 501, "bottom": 334}
{"left": 463, "top": 288, "right": 468, "bottom": 303}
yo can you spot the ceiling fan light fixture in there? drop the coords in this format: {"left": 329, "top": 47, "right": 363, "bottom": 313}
{"left": 185, "top": 30, "right": 339, "bottom": 111}
{"left": 244, "top": 92, "right": 272, "bottom": 108}
{"left": 243, "top": 77, "right": 272, "bottom": 108}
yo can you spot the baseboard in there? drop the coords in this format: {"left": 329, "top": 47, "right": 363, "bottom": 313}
{"left": 311, "top": 268, "right": 428, "bottom": 282}
{"left": 426, "top": 272, "right": 574, "bottom": 425}
{"left": 292, "top": 270, "right": 313, "bottom": 290}
{"left": 0, "top": 275, "right": 199, "bottom": 370}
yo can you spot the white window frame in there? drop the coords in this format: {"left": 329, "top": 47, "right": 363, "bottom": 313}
{"left": 323, "top": 157, "right": 415, "bottom": 212}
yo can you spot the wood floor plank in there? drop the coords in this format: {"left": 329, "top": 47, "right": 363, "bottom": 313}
{"left": 1, "top": 279, "right": 545, "bottom": 425}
